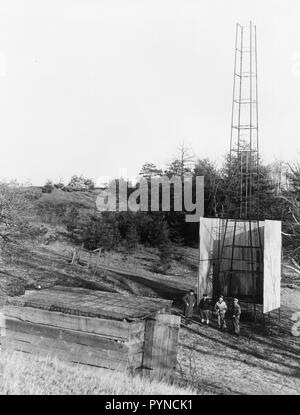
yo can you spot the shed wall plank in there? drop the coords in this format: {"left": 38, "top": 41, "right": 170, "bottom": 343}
{"left": 142, "top": 314, "right": 180, "bottom": 379}
{"left": 2, "top": 337, "right": 128, "bottom": 370}
{"left": 4, "top": 305, "right": 130, "bottom": 341}
{"left": 5, "top": 318, "right": 129, "bottom": 353}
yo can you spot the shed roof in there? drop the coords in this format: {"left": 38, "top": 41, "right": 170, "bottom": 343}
{"left": 7, "top": 286, "right": 173, "bottom": 321}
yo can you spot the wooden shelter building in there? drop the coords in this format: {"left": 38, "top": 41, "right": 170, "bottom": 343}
{"left": 198, "top": 218, "right": 281, "bottom": 313}
{"left": 1, "top": 286, "right": 180, "bottom": 379}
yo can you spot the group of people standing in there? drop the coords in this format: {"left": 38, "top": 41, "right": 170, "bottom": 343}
{"left": 182, "top": 289, "right": 241, "bottom": 336}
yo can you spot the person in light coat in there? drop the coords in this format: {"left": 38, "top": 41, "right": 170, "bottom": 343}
{"left": 214, "top": 295, "right": 228, "bottom": 331}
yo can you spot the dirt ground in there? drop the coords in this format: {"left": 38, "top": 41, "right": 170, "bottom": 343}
{"left": 177, "top": 288, "right": 300, "bottom": 395}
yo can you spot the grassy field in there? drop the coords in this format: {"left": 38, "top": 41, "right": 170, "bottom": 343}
{"left": 0, "top": 350, "right": 196, "bottom": 395}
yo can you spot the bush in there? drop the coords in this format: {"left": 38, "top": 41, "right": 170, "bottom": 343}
{"left": 115, "top": 212, "right": 139, "bottom": 251}
{"left": 42, "top": 180, "right": 54, "bottom": 194}
{"left": 54, "top": 181, "right": 65, "bottom": 190}
{"left": 153, "top": 242, "right": 172, "bottom": 274}
{"left": 66, "top": 212, "right": 121, "bottom": 250}
{"left": 68, "top": 175, "right": 95, "bottom": 191}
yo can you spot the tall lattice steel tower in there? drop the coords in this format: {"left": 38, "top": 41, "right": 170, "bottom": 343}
{"left": 228, "top": 22, "right": 259, "bottom": 220}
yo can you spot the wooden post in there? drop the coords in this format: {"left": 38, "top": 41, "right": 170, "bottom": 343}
{"left": 87, "top": 252, "right": 92, "bottom": 269}
{"left": 71, "top": 248, "right": 80, "bottom": 265}
{"left": 98, "top": 248, "right": 102, "bottom": 267}
{"left": 141, "top": 313, "right": 180, "bottom": 380}
{"left": 0, "top": 309, "right": 6, "bottom": 345}
{"left": 93, "top": 248, "right": 102, "bottom": 276}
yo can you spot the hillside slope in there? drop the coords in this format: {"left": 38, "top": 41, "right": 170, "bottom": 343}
{"left": 0, "top": 187, "right": 299, "bottom": 395}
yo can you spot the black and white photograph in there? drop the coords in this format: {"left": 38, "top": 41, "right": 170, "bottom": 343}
{"left": 0, "top": 0, "right": 299, "bottom": 398}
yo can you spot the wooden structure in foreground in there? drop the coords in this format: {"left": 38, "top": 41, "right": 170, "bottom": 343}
{"left": 198, "top": 218, "right": 282, "bottom": 313}
{"left": 1, "top": 286, "right": 180, "bottom": 379}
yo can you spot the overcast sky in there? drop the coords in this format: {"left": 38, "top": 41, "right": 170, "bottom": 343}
{"left": 0, "top": 0, "right": 299, "bottom": 185}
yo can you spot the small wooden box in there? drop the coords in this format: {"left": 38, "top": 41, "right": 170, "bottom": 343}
{"left": 1, "top": 286, "right": 180, "bottom": 379}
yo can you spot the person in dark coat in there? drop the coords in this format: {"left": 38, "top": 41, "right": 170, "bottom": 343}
{"left": 232, "top": 297, "right": 241, "bottom": 336}
{"left": 198, "top": 293, "right": 210, "bottom": 325}
{"left": 182, "top": 289, "right": 196, "bottom": 325}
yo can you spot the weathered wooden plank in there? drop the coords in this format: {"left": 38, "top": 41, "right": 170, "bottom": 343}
{"left": 8, "top": 286, "right": 172, "bottom": 321}
{"left": 165, "top": 325, "right": 179, "bottom": 370}
{"left": 129, "top": 340, "right": 144, "bottom": 354}
{"left": 128, "top": 330, "right": 145, "bottom": 344}
{"left": 142, "top": 318, "right": 155, "bottom": 370}
{"left": 198, "top": 217, "right": 220, "bottom": 299}
{"left": 3, "top": 331, "right": 128, "bottom": 361}
{"left": 154, "top": 313, "right": 181, "bottom": 327}
{"left": 263, "top": 220, "right": 282, "bottom": 313}
{"left": 142, "top": 314, "right": 180, "bottom": 379}
{"left": 5, "top": 318, "right": 129, "bottom": 353}
{"left": 128, "top": 351, "right": 143, "bottom": 369}
{"left": 128, "top": 321, "right": 145, "bottom": 343}
{"left": 151, "top": 319, "right": 167, "bottom": 370}
{"left": 2, "top": 337, "right": 128, "bottom": 370}
{"left": 128, "top": 321, "right": 145, "bottom": 333}
{"left": 4, "top": 305, "right": 130, "bottom": 341}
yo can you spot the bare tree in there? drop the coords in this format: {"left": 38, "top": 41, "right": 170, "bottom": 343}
{"left": 165, "top": 142, "right": 195, "bottom": 179}
{"left": 268, "top": 160, "right": 289, "bottom": 196}
{"left": 278, "top": 163, "right": 300, "bottom": 273}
